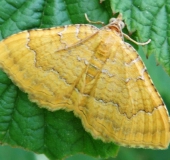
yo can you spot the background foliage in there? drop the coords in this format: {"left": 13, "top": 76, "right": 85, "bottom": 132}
{"left": 0, "top": 0, "right": 170, "bottom": 160}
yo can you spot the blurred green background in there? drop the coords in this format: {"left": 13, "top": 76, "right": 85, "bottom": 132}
{"left": 1, "top": 143, "right": 170, "bottom": 160}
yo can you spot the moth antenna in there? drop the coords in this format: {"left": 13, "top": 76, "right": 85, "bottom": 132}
{"left": 85, "top": 13, "right": 104, "bottom": 25}
{"left": 123, "top": 33, "right": 151, "bottom": 45}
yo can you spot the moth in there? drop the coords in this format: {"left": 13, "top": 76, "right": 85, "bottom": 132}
{"left": 0, "top": 16, "right": 169, "bottom": 149}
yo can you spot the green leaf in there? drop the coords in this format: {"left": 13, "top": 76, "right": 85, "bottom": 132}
{"left": 0, "top": 0, "right": 170, "bottom": 160}
{"left": 110, "top": 0, "right": 170, "bottom": 75}
{"left": 0, "top": 0, "right": 118, "bottom": 160}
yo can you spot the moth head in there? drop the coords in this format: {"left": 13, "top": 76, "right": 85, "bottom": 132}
{"left": 109, "top": 18, "right": 125, "bottom": 30}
